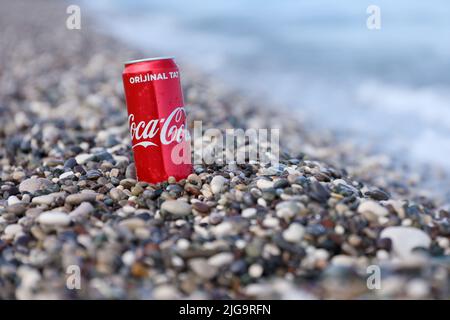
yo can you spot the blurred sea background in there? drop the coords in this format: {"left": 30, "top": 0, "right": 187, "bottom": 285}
{"left": 83, "top": 0, "right": 450, "bottom": 176}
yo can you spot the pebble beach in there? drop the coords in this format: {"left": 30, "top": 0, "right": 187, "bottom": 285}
{"left": 0, "top": 0, "right": 449, "bottom": 299}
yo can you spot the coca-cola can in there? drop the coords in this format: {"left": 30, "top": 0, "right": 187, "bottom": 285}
{"left": 122, "top": 56, "right": 192, "bottom": 183}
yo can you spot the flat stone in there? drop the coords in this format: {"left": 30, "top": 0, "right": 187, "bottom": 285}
{"left": 19, "top": 178, "right": 52, "bottom": 193}
{"left": 119, "top": 217, "right": 146, "bottom": 230}
{"left": 365, "top": 189, "right": 390, "bottom": 201}
{"left": 86, "top": 169, "right": 102, "bottom": 180}
{"left": 161, "top": 200, "right": 192, "bottom": 217}
{"left": 65, "top": 192, "right": 97, "bottom": 205}
{"left": 31, "top": 192, "right": 65, "bottom": 205}
{"left": 38, "top": 212, "right": 71, "bottom": 227}
{"left": 257, "top": 179, "right": 274, "bottom": 190}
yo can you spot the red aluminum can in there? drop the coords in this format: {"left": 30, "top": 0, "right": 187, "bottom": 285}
{"left": 122, "top": 56, "right": 192, "bottom": 183}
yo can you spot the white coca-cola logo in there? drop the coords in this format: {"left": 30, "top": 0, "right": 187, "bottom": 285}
{"left": 128, "top": 107, "right": 189, "bottom": 148}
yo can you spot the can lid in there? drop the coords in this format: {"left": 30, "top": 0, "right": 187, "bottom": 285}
{"left": 124, "top": 56, "right": 175, "bottom": 66}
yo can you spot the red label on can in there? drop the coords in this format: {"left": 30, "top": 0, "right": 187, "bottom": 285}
{"left": 122, "top": 57, "right": 192, "bottom": 183}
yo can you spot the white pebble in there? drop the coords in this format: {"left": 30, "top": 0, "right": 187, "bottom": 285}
{"left": 282, "top": 223, "right": 305, "bottom": 243}
{"left": 358, "top": 200, "right": 388, "bottom": 217}
{"left": 121, "top": 251, "right": 135, "bottom": 266}
{"left": 242, "top": 208, "right": 257, "bottom": 218}
{"left": 438, "top": 237, "right": 449, "bottom": 249}
{"left": 176, "top": 238, "right": 190, "bottom": 250}
{"left": 75, "top": 153, "right": 93, "bottom": 164}
{"left": 153, "top": 285, "right": 180, "bottom": 300}
{"left": 257, "top": 198, "right": 267, "bottom": 207}
{"left": 210, "top": 175, "right": 227, "bottom": 195}
{"left": 314, "top": 248, "right": 330, "bottom": 261}
{"left": 263, "top": 216, "right": 279, "bottom": 228}
{"left": 249, "top": 264, "right": 264, "bottom": 278}
{"left": 212, "top": 221, "right": 234, "bottom": 238}
{"left": 208, "top": 252, "right": 234, "bottom": 267}
{"left": 256, "top": 179, "right": 274, "bottom": 190}
{"left": 376, "top": 250, "right": 389, "bottom": 261}
{"left": 335, "top": 225, "right": 345, "bottom": 235}
{"left": 59, "top": 171, "right": 74, "bottom": 180}
{"left": 380, "top": 226, "right": 431, "bottom": 260}
{"left": 406, "top": 279, "right": 430, "bottom": 298}
{"left": 38, "top": 212, "right": 71, "bottom": 227}
{"left": 4, "top": 224, "right": 23, "bottom": 237}
{"left": 7, "top": 196, "right": 21, "bottom": 206}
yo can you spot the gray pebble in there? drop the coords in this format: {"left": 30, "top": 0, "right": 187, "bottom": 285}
{"left": 161, "top": 200, "right": 192, "bottom": 217}
{"left": 19, "top": 178, "right": 52, "bottom": 193}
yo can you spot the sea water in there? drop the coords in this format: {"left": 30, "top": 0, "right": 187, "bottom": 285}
{"left": 83, "top": 0, "right": 450, "bottom": 178}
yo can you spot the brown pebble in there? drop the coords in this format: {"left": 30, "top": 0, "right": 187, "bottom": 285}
{"left": 131, "top": 262, "right": 148, "bottom": 278}
{"left": 192, "top": 202, "right": 211, "bottom": 214}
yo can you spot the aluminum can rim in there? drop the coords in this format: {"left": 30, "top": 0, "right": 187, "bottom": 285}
{"left": 124, "top": 56, "right": 175, "bottom": 66}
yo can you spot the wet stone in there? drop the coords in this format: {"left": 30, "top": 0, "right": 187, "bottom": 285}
{"left": 86, "top": 169, "right": 102, "bottom": 180}
{"left": 365, "top": 189, "right": 390, "bottom": 201}
{"left": 166, "top": 184, "right": 183, "bottom": 197}
{"left": 94, "top": 151, "right": 114, "bottom": 162}
{"left": 273, "top": 179, "right": 289, "bottom": 189}
{"left": 64, "top": 158, "right": 77, "bottom": 169}
{"left": 59, "top": 171, "right": 74, "bottom": 180}
{"left": 307, "top": 181, "right": 330, "bottom": 203}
